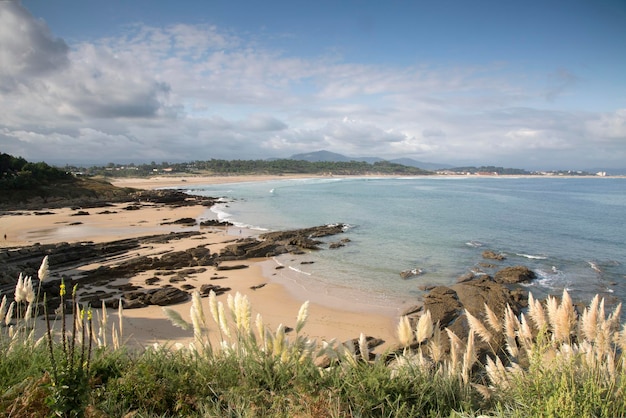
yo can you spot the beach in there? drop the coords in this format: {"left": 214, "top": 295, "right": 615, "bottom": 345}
{"left": 0, "top": 175, "right": 399, "bottom": 352}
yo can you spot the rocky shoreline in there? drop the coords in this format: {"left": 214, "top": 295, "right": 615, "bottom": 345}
{"left": 0, "top": 187, "right": 571, "bottom": 353}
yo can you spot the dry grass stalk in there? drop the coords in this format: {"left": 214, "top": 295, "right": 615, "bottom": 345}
{"left": 518, "top": 313, "right": 534, "bottom": 350}
{"left": 462, "top": 330, "right": 477, "bottom": 384}
{"left": 445, "top": 328, "right": 465, "bottom": 376}
{"left": 428, "top": 322, "right": 444, "bottom": 363}
{"left": 504, "top": 305, "right": 519, "bottom": 358}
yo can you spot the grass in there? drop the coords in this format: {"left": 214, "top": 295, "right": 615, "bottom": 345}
{"left": 1, "top": 259, "right": 625, "bottom": 417}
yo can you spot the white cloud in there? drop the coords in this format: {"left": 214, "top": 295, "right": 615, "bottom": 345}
{"left": 0, "top": 1, "right": 69, "bottom": 91}
{"left": 586, "top": 109, "right": 626, "bottom": 140}
{"left": 0, "top": 2, "right": 623, "bottom": 170}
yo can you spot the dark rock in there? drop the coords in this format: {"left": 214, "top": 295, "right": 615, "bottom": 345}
{"left": 199, "top": 284, "right": 231, "bottom": 296}
{"left": 216, "top": 264, "right": 249, "bottom": 271}
{"left": 401, "top": 305, "right": 422, "bottom": 316}
{"left": 422, "top": 286, "right": 463, "bottom": 329}
{"left": 493, "top": 266, "right": 536, "bottom": 284}
{"left": 145, "top": 277, "right": 161, "bottom": 285}
{"left": 400, "top": 268, "right": 423, "bottom": 279}
{"left": 456, "top": 272, "right": 476, "bottom": 283}
{"left": 250, "top": 283, "right": 267, "bottom": 290}
{"left": 200, "top": 219, "right": 233, "bottom": 227}
{"left": 161, "top": 217, "right": 196, "bottom": 226}
{"left": 343, "top": 335, "right": 385, "bottom": 361}
{"left": 148, "top": 287, "right": 189, "bottom": 306}
{"left": 482, "top": 250, "right": 506, "bottom": 260}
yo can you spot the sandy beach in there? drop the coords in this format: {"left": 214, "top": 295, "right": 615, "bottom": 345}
{"left": 0, "top": 175, "right": 399, "bottom": 353}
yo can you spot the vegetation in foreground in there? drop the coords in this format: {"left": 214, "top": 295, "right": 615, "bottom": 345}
{"left": 0, "top": 258, "right": 625, "bottom": 417}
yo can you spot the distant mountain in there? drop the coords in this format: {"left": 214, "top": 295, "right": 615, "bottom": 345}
{"left": 289, "top": 150, "right": 352, "bottom": 162}
{"left": 389, "top": 158, "right": 452, "bottom": 171}
{"left": 289, "top": 150, "right": 447, "bottom": 170}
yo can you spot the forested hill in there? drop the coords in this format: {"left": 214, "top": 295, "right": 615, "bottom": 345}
{"left": 69, "top": 158, "right": 434, "bottom": 178}
{"left": 0, "top": 153, "right": 135, "bottom": 209}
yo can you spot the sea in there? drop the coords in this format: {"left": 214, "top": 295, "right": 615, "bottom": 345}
{"left": 182, "top": 176, "right": 626, "bottom": 317}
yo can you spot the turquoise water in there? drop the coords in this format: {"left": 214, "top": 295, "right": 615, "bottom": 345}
{"left": 186, "top": 177, "right": 626, "bottom": 314}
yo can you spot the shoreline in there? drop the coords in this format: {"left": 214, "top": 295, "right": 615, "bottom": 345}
{"left": 0, "top": 175, "right": 401, "bottom": 352}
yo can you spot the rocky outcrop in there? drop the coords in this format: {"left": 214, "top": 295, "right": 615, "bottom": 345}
{"left": 200, "top": 219, "right": 233, "bottom": 227}
{"left": 493, "top": 266, "right": 536, "bottom": 284}
{"left": 218, "top": 224, "right": 347, "bottom": 260}
{"left": 405, "top": 267, "right": 531, "bottom": 354}
{"left": 130, "top": 190, "right": 219, "bottom": 207}
{"left": 482, "top": 250, "right": 506, "bottom": 260}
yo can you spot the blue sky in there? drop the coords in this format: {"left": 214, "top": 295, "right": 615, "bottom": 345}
{"left": 1, "top": 0, "right": 625, "bottom": 170}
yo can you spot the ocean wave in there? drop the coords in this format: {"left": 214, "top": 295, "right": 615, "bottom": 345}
{"left": 465, "top": 240, "right": 485, "bottom": 247}
{"left": 516, "top": 253, "right": 547, "bottom": 260}
{"left": 288, "top": 266, "right": 311, "bottom": 276}
{"left": 587, "top": 261, "right": 602, "bottom": 273}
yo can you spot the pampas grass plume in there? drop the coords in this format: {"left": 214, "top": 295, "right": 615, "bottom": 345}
{"left": 24, "top": 276, "right": 35, "bottom": 303}
{"left": 465, "top": 309, "right": 493, "bottom": 344}
{"left": 358, "top": 332, "right": 369, "bottom": 361}
{"left": 38, "top": 256, "right": 49, "bottom": 282}
{"left": 445, "top": 328, "right": 464, "bottom": 375}
{"left": 5, "top": 301, "right": 15, "bottom": 326}
{"left": 397, "top": 315, "right": 413, "bottom": 348}
{"left": 14, "top": 274, "right": 25, "bottom": 303}
{"left": 273, "top": 323, "right": 286, "bottom": 357}
{"left": 484, "top": 303, "right": 502, "bottom": 333}
{"left": 554, "top": 289, "right": 576, "bottom": 342}
{"left": 428, "top": 322, "right": 444, "bottom": 363}
{"left": 233, "top": 292, "right": 251, "bottom": 333}
{"left": 118, "top": 298, "right": 124, "bottom": 341}
{"left": 415, "top": 310, "right": 433, "bottom": 344}
{"left": 462, "top": 330, "right": 477, "bottom": 384}
{"left": 296, "top": 301, "right": 309, "bottom": 333}
{"left": 581, "top": 294, "right": 599, "bottom": 342}
{"left": 208, "top": 290, "right": 219, "bottom": 324}
{"left": 0, "top": 295, "right": 7, "bottom": 324}
{"left": 218, "top": 301, "right": 230, "bottom": 339}
{"left": 528, "top": 292, "right": 547, "bottom": 331}
{"left": 162, "top": 308, "right": 191, "bottom": 330}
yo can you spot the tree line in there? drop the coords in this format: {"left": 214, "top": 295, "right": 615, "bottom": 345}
{"left": 0, "top": 153, "right": 71, "bottom": 189}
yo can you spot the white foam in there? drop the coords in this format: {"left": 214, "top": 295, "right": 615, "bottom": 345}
{"left": 516, "top": 253, "right": 547, "bottom": 260}
{"left": 288, "top": 266, "right": 311, "bottom": 276}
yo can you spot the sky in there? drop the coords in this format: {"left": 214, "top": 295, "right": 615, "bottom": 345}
{"left": 1, "top": 0, "right": 625, "bottom": 170}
